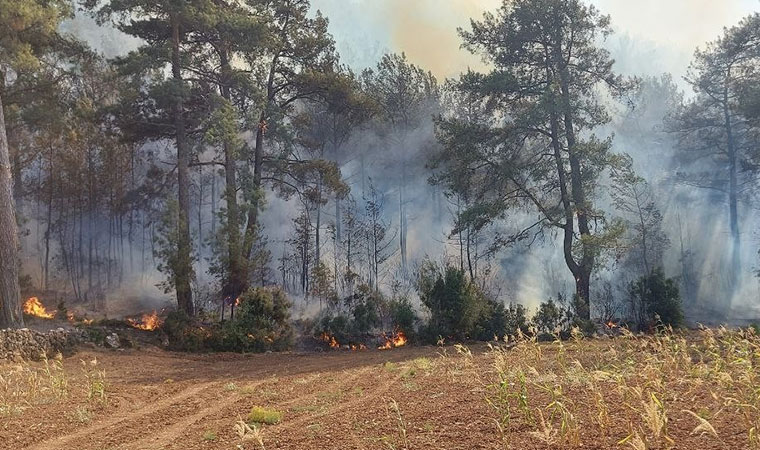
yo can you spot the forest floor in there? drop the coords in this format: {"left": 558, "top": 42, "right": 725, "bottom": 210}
{"left": 1, "top": 328, "right": 758, "bottom": 449}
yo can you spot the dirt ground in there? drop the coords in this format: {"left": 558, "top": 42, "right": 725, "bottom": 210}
{"left": 1, "top": 331, "right": 757, "bottom": 449}
{"left": 2, "top": 344, "right": 499, "bottom": 450}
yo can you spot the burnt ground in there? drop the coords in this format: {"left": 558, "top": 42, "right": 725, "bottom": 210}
{"left": 1, "top": 333, "right": 757, "bottom": 449}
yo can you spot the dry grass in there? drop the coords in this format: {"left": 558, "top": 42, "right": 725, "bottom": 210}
{"left": 486, "top": 326, "right": 760, "bottom": 448}
{"left": 0, "top": 353, "right": 108, "bottom": 424}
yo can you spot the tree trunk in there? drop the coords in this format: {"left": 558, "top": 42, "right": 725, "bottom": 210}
{"left": 172, "top": 16, "right": 194, "bottom": 316}
{"left": 399, "top": 166, "right": 407, "bottom": 270}
{"left": 0, "top": 89, "right": 22, "bottom": 328}
{"left": 217, "top": 49, "right": 246, "bottom": 301}
{"left": 556, "top": 46, "right": 593, "bottom": 320}
{"left": 724, "top": 82, "right": 740, "bottom": 299}
{"left": 243, "top": 49, "right": 279, "bottom": 262}
{"left": 315, "top": 180, "right": 322, "bottom": 264}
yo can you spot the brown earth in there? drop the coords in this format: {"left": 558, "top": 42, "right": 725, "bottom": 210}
{"left": 0, "top": 334, "right": 755, "bottom": 449}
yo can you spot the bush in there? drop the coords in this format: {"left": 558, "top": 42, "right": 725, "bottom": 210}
{"left": 165, "top": 287, "right": 294, "bottom": 353}
{"left": 418, "top": 262, "right": 480, "bottom": 340}
{"left": 532, "top": 297, "right": 569, "bottom": 337}
{"left": 629, "top": 268, "right": 683, "bottom": 329}
{"left": 473, "top": 298, "right": 508, "bottom": 341}
{"left": 313, "top": 283, "right": 387, "bottom": 346}
{"left": 350, "top": 291, "right": 381, "bottom": 336}
{"left": 417, "top": 261, "right": 511, "bottom": 342}
{"left": 504, "top": 303, "right": 529, "bottom": 336}
{"left": 163, "top": 310, "right": 207, "bottom": 351}
{"left": 316, "top": 313, "right": 352, "bottom": 343}
{"left": 388, "top": 296, "right": 417, "bottom": 335}
{"left": 247, "top": 406, "right": 282, "bottom": 425}
{"left": 210, "top": 287, "right": 293, "bottom": 352}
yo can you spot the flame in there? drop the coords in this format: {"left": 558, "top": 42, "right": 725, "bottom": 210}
{"left": 606, "top": 321, "right": 618, "bottom": 329}
{"left": 350, "top": 343, "right": 367, "bottom": 351}
{"left": 320, "top": 332, "right": 340, "bottom": 349}
{"left": 66, "top": 311, "right": 75, "bottom": 322}
{"left": 82, "top": 318, "right": 94, "bottom": 325}
{"left": 23, "top": 297, "right": 55, "bottom": 319}
{"left": 234, "top": 297, "right": 241, "bottom": 306}
{"left": 127, "top": 311, "right": 162, "bottom": 331}
{"left": 378, "top": 330, "right": 407, "bottom": 350}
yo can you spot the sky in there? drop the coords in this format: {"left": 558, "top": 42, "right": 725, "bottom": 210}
{"left": 311, "top": 0, "right": 759, "bottom": 86}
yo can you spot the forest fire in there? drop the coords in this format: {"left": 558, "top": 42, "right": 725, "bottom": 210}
{"left": 23, "top": 297, "right": 55, "bottom": 319}
{"left": 127, "top": 311, "right": 162, "bottom": 331}
{"left": 320, "top": 332, "right": 340, "bottom": 349}
{"left": 67, "top": 311, "right": 94, "bottom": 325}
{"left": 378, "top": 330, "right": 407, "bottom": 350}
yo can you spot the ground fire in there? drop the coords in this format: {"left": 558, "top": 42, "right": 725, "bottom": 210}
{"left": 319, "top": 332, "right": 340, "bottom": 349}
{"left": 378, "top": 330, "right": 407, "bottom": 350}
{"left": 23, "top": 297, "right": 55, "bottom": 319}
{"left": 127, "top": 311, "right": 162, "bottom": 331}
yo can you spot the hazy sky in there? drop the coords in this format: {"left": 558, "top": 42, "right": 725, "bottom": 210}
{"left": 312, "top": 0, "right": 759, "bottom": 84}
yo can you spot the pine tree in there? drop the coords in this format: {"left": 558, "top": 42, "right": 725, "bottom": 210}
{"left": 0, "top": 0, "right": 73, "bottom": 327}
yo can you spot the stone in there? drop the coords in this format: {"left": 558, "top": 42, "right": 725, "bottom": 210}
{"left": 105, "top": 333, "right": 121, "bottom": 349}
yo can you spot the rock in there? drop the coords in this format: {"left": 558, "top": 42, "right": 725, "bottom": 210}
{"left": 105, "top": 333, "right": 121, "bottom": 349}
{"left": 0, "top": 328, "right": 81, "bottom": 361}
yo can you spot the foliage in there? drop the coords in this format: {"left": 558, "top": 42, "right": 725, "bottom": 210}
{"left": 211, "top": 287, "right": 293, "bottom": 352}
{"left": 417, "top": 260, "right": 506, "bottom": 341}
{"left": 532, "top": 297, "right": 570, "bottom": 337}
{"left": 473, "top": 298, "right": 508, "bottom": 341}
{"left": 629, "top": 268, "right": 684, "bottom": 329}
{"left": 387, "top": 296, "right": 418, "bottom": 337}
{"left": 433, "top": 0, "right": 633, "bottom": 320}
{"left": 0, "top": 0, "right": 72, "bottom": 71}
{"left": 504, "top": 303, "right": 530, "bottom": 336}
{"left": 153, "top": 200, "right": 195, "bottom": 295}
{"left": 164, "top": 287, "right": 293, "bottom": 353}
{"left": 315, "top": 283, "right": 385, "bottom": 343}
{"left": 610, "top": 153, "right": 670, "bottom": 274}
{"left": 247, "top": 406, "right": 283, "bottom": 425}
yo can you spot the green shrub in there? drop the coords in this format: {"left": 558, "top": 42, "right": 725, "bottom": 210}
{"left": 163, "top": 310, "right": 207, "bottom": 351}
{"left": 316, "top": 313, "right": 352, "bottom": 344}
{"left": 209, "top": 287, "right": 293, "bottom": 352}
{"left": 504, "top": 302, "right": 529, "bottom": 336}
{"left": 629, "top": 268, "right": 683, "bottom": 329}
{"left": 532, "top": 296, "right": 569, "bottom": 337}
{"left": 388, "top": 296, "right": 418, "bottom": 335}
{"left": 417, "top": 261, "right": 493, "bottom": 342}
{"left": 165, "top": 287, "right": 293, "bottom": 353}
{"left": 350, "top": 292, "right": 381, "bottom": 336}
{"left": 314, "top": 283, "right": 392, "bottom": 345}
{"left": 473, "top": 298, "right": 507, "bottom": 341}
{"left": 247, "top": 406, "right": 282, "bottom": 425}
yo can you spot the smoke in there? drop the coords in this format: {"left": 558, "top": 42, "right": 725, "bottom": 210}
{"left": 25, "top": 0, "right": 760, "bottom": 323}
{"left": 314, "top": 0, "right": 758, "bottom": 82}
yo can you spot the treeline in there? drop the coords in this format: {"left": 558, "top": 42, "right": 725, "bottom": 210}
{"left": 1, "top": 0, "right": 760, "bottom": 332}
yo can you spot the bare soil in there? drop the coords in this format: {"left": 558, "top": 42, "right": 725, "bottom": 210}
{"left": 1, "top": 334, "right": 755, "bottom": 449}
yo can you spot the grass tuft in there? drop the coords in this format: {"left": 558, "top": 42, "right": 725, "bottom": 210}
{"left": 247, "top": 406, "right": 283, "bottom": 425}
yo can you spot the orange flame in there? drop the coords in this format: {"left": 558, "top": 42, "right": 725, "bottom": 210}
{"left": 378, "top": 330, "right": 407, "bottom": 350}
{"left": 350, "top": 343, "right": 367, "bottom": 351}
{"left": 605, "top": 321, "right": 618, "bottom": 329}
{"left": 320, "top": 332, "right": 340, "bottom": 349}
{"left": 127, "top": 311, "right": 162, "bottom": 331}
{"left": 23, "top": 297, "right": 55, "bottom": 319}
